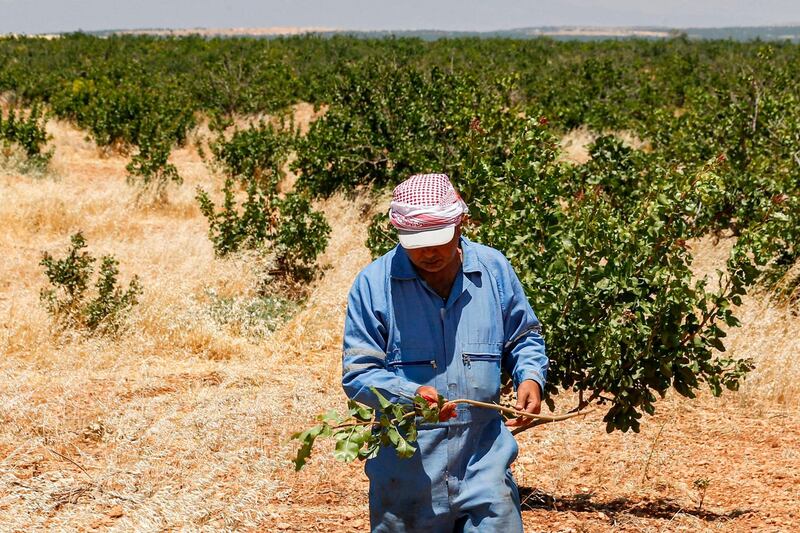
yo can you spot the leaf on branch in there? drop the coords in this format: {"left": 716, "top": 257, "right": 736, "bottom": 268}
{"left": 371, "top": 386, "right": 392, "bottom": 409}
{"left": 319, "top": 409, "right": 344, "bottom": 425}
{"left": 347, "top": 400, "right": 374, "bottom": 422}
{"left": 291, "top": 424, "right": 326, "bottom": 471}
{"left": 395, "top": 436, "right": 417, "bottom": 459}
{"left": 333, "top": 436, "right": 362, "bottom": 463}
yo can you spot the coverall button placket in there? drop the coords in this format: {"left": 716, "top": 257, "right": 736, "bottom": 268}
{"left": 444, "top": 273, "right": 467, "bottom": 404}
{"left": 441, "top": 301, "right": 461, "bottom": 502}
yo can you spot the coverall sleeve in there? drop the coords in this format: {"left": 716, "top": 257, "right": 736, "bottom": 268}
{"left": 341, "top": 274, "right": 421, "bottom": 410}
{"left": 500, "top": 260, "right": 549, "bottom": 394}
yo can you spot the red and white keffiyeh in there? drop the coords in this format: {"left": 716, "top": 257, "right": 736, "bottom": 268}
{"left": 389, "top": 173, "right": 468, "bottom": 231}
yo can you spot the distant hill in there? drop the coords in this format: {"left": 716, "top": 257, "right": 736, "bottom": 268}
{"left": 682, "top": 26, "right": 800, "bottom": 41}
{"left": 48, "top": 25, "right": 800, "bottom": 43}
{"left": 332, "top": 26, "right": 800, "bottom": 42}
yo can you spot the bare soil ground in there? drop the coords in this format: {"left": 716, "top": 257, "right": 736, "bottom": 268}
{"left": 0, "top": 119, "right": 798, "bottom": 532}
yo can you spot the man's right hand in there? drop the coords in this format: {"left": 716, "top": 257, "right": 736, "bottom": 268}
{"left": 416, "top": 385, "right": 457, "bottom": 421}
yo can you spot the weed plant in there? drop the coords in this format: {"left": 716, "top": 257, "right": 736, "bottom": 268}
{"left": 40, "top": 232, "right": 142, "bottom": 335}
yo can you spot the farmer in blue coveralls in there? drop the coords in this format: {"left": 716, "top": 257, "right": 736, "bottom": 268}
{"left": 342, "top": 173, "right": 548, "bottom": 532}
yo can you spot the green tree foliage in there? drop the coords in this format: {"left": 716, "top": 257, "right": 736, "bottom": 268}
{"left": 468, "top": 130, "right": 762, "bottom": 431}
{"left": 293, "top": 64, "right": 519, "bottom": 196}
{"left": 198, "top": 123, "right": 331, "bottom": 280}
{"left": 194, "top": 47, "right": 300, "bottom": 130}
{"left": 0, "top": 104, "right": 51, "bottom": 170}
{"left": 211, "top": 119, "right": 293, "bottom": 189}
{"left": 197, "top": 178, "right": 274, "bottom": 257}
{"left": 359, "top": 114, "right": 795, "bottom": 431}
{"left": 40, "top": 232, "right": 142, "bottom": 334}
{"left": 125, "top": 113, "right": 184, "bottom": 200}
{"left": 271, "top": 193, "right": 331, "bottom": 278}
{"left": 52, "top": 73, "right": 194, "bottom": 197}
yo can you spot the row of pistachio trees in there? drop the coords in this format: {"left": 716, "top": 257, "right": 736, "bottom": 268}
{"left": 3, "top": 39, "right": 796, "bottom": 418}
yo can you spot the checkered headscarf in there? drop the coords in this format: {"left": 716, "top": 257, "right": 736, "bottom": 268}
{"left": 389, "top": 173, "right": 468, "bottom": 231}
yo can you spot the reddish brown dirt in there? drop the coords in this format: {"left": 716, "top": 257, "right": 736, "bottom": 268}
{"left": 1, "top": 359, "right": 797, "bottom": 531}
{"left": 266, "top": 391, "right": 799, "bottom": 532}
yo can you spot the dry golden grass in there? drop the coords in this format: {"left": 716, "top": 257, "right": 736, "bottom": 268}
{"left": 559, "top": 126, "right": 651, "bottom": 165}
{"left": 689, "top": 236, "right": 800, "bottom": 407}
{"left": 0, "top": 111, "right": 797, "bottom": 531}
{"left": 0, "top": 111, "right": 375, "bottom": 530}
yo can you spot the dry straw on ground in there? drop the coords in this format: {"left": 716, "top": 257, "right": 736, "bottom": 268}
{"left": 559, "top": 126, "right": 651, "bottom": 165}
{"left": 0, "top": 118, "right": 797, "bottom": 531}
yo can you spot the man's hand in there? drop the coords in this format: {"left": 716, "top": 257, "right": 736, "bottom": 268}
{"left": 416, "top": 385, "right": 457, "bottom": 422}
{"left": 506, "top": 380, "right": 541, "bottom": 427}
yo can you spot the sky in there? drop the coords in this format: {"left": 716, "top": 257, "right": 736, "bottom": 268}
{"left": 2, "top": 0, "right": 800, "bottom": 35}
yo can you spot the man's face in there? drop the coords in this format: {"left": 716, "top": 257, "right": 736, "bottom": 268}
{"left": 405, "top": 226, "right": 461, "bottom": 274}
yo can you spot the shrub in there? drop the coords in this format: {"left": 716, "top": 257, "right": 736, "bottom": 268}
{"left": 125, "top": 115, "right": 182, "bottom": 201}
{"left": 272, "top": 193, "right": 331, "bottom": 280}
{"left": 197, "top": 179, "right": 331, "bottom": 281}
{"left": 198, "top": 123, "right": 331, "bottom": 280}
{"left": 52, "top": 74, "right": 195, "bottom": 151}
{"left": 0, "top": 104, "right": 52, "bottom": 170}
{"left": 210, "top": 119, "right": 293, "bottom": 191}
{"left": 293, "top": 64, "right": 521, "bottom": 197}
{"left": 196, "top": 51, "right": 300, "bottom": 129}
{"left": 51, "top": 73, "right": 194, "bottom": 199}
{"left": 40, "top": 232, "right": 142, "bottom": 334}
{"left": 197, "top": 178, "right": 274, "bottom": 257}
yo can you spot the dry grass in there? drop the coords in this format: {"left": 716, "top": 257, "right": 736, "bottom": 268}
{"left": 689, "top": 236, "right": 800, "bottom": 407}
{"left": 0, "top": 111, "right": 376, "bottom": 530}
{"left": 0, "top": 111, "right": 797, "bottom": 531}
{"left": 559, "top": 126, "right": 651, "bottom": 165}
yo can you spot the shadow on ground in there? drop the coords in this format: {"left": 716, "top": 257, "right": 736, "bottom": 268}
{"left": 518, "top": 487, "right": 754, "bottom": 522}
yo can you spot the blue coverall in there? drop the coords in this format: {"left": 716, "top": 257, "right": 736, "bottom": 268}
{"left": 342, "top": 237, "right": 548, "bottom": 532}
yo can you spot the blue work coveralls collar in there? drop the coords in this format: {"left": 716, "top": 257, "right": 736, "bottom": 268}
{"left": 389, "top": 237, "right": 483, "bottom": 312}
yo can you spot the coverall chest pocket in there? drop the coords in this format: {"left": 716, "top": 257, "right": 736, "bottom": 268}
{"left": 461, "top": 342, "right": 502, "bottom": 403}
{"left": 388, "top": 348, "right": 438, "bottom": 391}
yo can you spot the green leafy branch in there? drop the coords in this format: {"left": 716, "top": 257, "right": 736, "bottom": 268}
{"left": 292, "top": 387, "right": 588, "bottom": 470}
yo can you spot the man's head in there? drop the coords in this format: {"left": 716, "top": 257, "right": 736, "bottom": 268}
{"left": 388, "top": 173, "right": 468, "bottom": 250}
{"left": 403, "top": 222, "right": 462, "bottom": 274}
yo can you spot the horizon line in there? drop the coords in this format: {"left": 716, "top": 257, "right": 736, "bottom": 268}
{"left": 4, "top": 23, "right": 800, "bottom": 38}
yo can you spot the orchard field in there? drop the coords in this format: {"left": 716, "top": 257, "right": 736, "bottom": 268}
{"left": 0, "top": 34, "right": 799, "bottom": 531}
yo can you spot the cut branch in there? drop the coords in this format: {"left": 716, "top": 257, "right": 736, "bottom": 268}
{"left": 447, "top": 398, "right": 592, "bottom": 437}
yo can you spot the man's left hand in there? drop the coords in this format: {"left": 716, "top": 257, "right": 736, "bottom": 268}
{"left": 506, "top": 380, "right": 541, "bottom": 427}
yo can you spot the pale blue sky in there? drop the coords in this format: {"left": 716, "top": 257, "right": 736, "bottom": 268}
{"left": 2, "top": 0, "right": 800, "bottom": 35}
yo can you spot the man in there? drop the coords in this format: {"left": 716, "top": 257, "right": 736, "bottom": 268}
{"left": 342, "top": 173, "right": 548, "bottom": 532}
